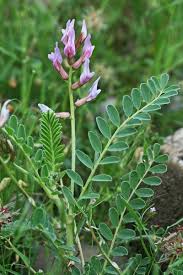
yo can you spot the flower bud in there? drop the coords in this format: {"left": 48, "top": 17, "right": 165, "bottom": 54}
{"left": 0, "top": 100, "right": 13, "bottom": 128}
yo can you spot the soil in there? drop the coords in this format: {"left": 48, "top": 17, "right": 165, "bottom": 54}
{"left": 151, "top": 128, "right": 183, "bottom": 227}
{"left": 152, "top": 162, "right": 183, "bottom": 227}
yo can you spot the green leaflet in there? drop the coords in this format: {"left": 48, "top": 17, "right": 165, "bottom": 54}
{"left": 136, "top": 188, "right": 154, "bottom": 198}
{"left": 109, "top": 207, "right": 119, "bottom": 227}
{"left": 111, "top": 246, "right": 128, "bottom": 256}
{"left": 131, "top": 88, "right": 141, "bottom": 110}
{"left": 100, "top": 156, "right": 120, "bottom": 165}
{"left": 76, "top": 150, "right": 93, "bottom": 169}
{"left": 108, "top": 142, "right": 129, "bottom": 152}
{"left": 143, "top": 176, "right": 161, "bottom": 186}
{"left": 92, "top": 174, "right": 112, "bottom": 182}
{"left": 122, "top": 95, "right": 133, "bottom": 117}
{"left": 66, "top": 169, "right": 83, "bottom": 187}
{"left": 118, "top": 229, "right": 136, "bottom": 240}
{"left": 107, "top": 105, "right": 120, "bottom": 127}
{"left": 99, "top": 223, "right": 113, "bottom": 240}
{"left": 88, "top": 131, "right": 102, "bottom": 153}
{"left": 96, "top": 116, "right": 111, "bottom": 139}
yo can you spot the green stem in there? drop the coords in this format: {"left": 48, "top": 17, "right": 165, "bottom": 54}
{"left": 66, "top": 67, "right": 75, "bottom": 247}
{"left": 67, "top": 68, "right": 85, "bottom": 268}
{"left": 68, "top": 67, "right": 75, "bottom": 194}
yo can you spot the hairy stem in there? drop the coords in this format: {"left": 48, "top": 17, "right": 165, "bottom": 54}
{"left": 66, "top": 67, "right": 76, "bottom": 248}
{"left": 67, "top": 68, "right": 85, "bottom": 266}
{"left": 68, "top": 67, "right": 76, "bottom": 194}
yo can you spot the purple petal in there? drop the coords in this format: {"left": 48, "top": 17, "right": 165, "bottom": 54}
{"left": 87, "top": 77, "right": 101, "bottom": 102}
{"left": 80, "top": 58, "right": 94, "bottom": 84}
{"left": 64, "top": 28, "right": 76, "bottom": 58}
{"left": 81, "top": 19, "right": 87, "bottom": 39}
{"left": 48, "top": 42, "right": 62, "bottom": 70}
{"left": 61, "top": 19, "right": 75, "bottom": 45}
{"left": 83, "top": 34, "right": 95, "bottom": 59}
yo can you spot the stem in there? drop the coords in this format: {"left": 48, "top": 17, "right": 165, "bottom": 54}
{"left": 68, "top": 67, "right": 76, "bottom": 194}
{"left": 76, "top": 231, "right": 85, "bottom": 269}
{"left": 67, "top": 68, "right": 85, "bottom": 268}
{"left": 66, "top": 67, "right": 75, "bottom": 247}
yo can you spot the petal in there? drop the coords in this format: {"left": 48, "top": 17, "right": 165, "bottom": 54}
{"left": 81, "top": 19, "right": 87, "bottom": 38}
{"left": 87, "top": 77, "right": 101, "bottom": 101}
{"left": 0, "top": 100, "right": 13, "bottom": 127}
{"left": 38, "top": 104, "right": 53, "bottom": 113}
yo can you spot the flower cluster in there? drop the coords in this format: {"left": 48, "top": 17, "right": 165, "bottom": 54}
{"left": 42, "top": 19, "right": 101, "bottom": 116}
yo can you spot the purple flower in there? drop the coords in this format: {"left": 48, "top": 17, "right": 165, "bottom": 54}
{"left": 86, "top": 77, "right": 101, "bottom": 102}
{"left": 80, "top": 59, "right": 95, "bottom": 85}
{"left": 75, "top": 77, "right": 101, "bottom": 106}
{"left": 61, "top": 19, "right": 76, "bottom": 58}
{"left": 64, "top": 28, "right": 76, "bottom": 58}
{"left": 61, "top": 19, "right": 75, "bottom": 45}
{"left": 48, "top": 42, "right": 62, "bottom": 71}
{"left": 72, "top": 34, "right": 95, "bottom": 69}
{"left": 48, "top": 42, "right": 68, "bottom": 79}
{"left": 0, "top": 100, "right": 13, "bottom": 128}
{"left": 83, "top": 34, "right": 95, "bottom": 60}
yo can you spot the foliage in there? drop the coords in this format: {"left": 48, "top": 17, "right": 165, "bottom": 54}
{"left": 0, "top": 69, "right": 181, "bottom": 274}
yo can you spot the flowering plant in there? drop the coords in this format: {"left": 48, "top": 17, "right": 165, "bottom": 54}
{"left": 0, "top": 19, "right": 180, "bottom": 274}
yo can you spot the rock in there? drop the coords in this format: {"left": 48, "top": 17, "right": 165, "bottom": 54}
{"left": 162, "top": 128, "right": 183, "bottom": 169}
